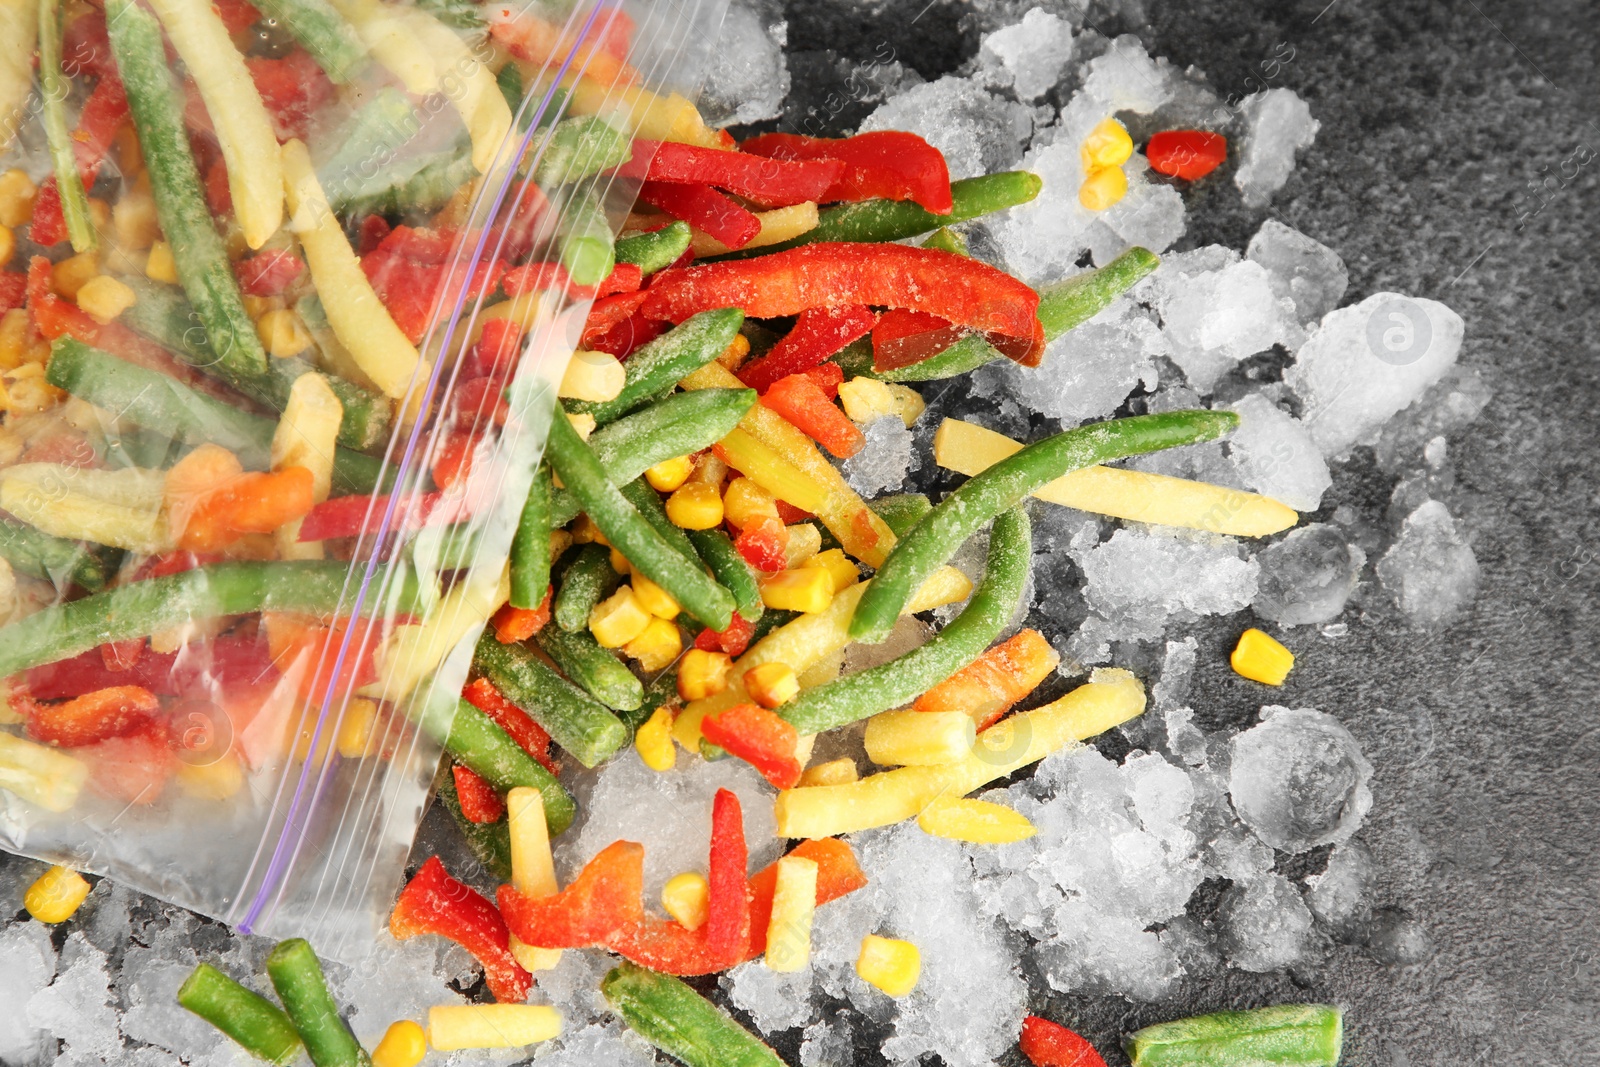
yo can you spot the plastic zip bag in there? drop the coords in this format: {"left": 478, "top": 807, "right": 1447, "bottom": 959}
{"left": 0, "top": 0, "right": 727, "bottom": 957}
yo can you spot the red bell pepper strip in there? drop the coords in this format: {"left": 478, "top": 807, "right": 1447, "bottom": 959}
{"left": 0, "top": 272, "right": 25, "bottom": 312}
{"left": 246, "top": 51, "right": 334, "bottom": 142}
{"left": 101, "top": 639, "right": 144, "bottom": 672}
{"left": 580, "top": 4, "right": 634, "bottom": 60}
{"left": 1146, "top": 130, "right": 1228, "bottom": 181}
{"left": 636, "top": 181, "right": 761, "bottom": 250}
{"left": 581, "top": 289, "right": 651, "bottom": 344}
{"left": 497, "top": 840, "right": 645, "bottom": 948}
{"left": 759, "top": 373, "right": 864, "bottom": 459}
{"left": 641, "top": 243, "right": 1046, "bottom": 366}
{"left": 296, "top": 490, "right": 474, "bottom": 542}
{"left": 451, "top": 764, "right": 506, "bottom": 823}
{"left": 705, "top": 787, "right": 750, "bottom": 965}
{"left": 452, "top": 377, "right": 510, "bottom": 429}
{"left": 86, "top": 719, "right": 174, "bottom": 805}
{"left": 63, "top": 10, "right": 115, "bottom": 80}
{"left": 619, "top": 140, "right": 843, "bottom": 208}
{"left": 212, "top": 0, "right": 263, "bottom": 34}
{"left": 735, "top": 304, "right": 876, "bottom": 394}
{"left": 236, "top": 249, "right": 305, "bottom": 297}
{"left": 29, "top": 73, "right": 128, "bottom": 247}
{"left": 741, "top": 131, "right": 954, "bottom": 214}
{"left": 1020, "top": 1017, "right": 1111, "bottom": 1067}
{"left": 390, "top": 856, "right": 532, "bottom": 1004}
{"left": 584, "top": 310, "right": 666, "bottom": 358}
{"left": 491, "top": 590, "right": 551, "bottom": 644}
{"left": 22, "top": 685, "right": 161, "bottom": 748}
{"left": 744, "top": 837, "right": 867, "bottom": 958}
{"left": 462, "top": 677, "right": 557, "bottom": 774}
{"left": 693, "top": 612, "right": 756, "bottom": 658}
{"left": 177, "top": 467, "right": 317, "bottom": 552}
{"left": 700, "top": 704, "right": 802, "bottom": 790}
{"left": 275, "top": 616, "right": 384, "bottom": 702}
{"left": 800, "top": 361, "right": 844, "bottom": 400}
{"left": 489, "top": 11, "right": 638, "bottom": 89}
{"left": 357, "top": 214, "right": 391, "bottom": 256}
{"left": 871, "top": 307, "right": 970, "bottom": 372}
{"left": 25, "top": 635, "right": 276, "bottom": 700}
{"left": 363, "top": 229, "right": 505, "bottom": 345}
{"left": 725, "top": 514, "right": 787, "bottom": 574}
{"left": 465, "top": 318, "right": 525, "bottom": 379}
{"left": 500, "top": 260, "right": 643, "bottom": 301}
{"left": 19, "top": 430, "right": 97, "bottom": 468}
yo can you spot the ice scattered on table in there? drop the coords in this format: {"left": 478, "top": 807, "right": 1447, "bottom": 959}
{"left": 698, "top": 2, "right": 790, "bottom": 127}
{"left": 1377, "top": 499, "right": 1480, "bottom": 629}
{"left": 1218, "top": 872, "right": 1319, "bottom": 972}
{"left": 1228, "top": 706, "right": 1373, "bottom": 852}
{"left": 532, "top": 1020, "right": 659, "bottom": 1067}
{"left": 0, "top": 920, "right": 56, "bottom": 1065}
{"left": 979, "top": 8, "right": 1075, "bottom": 100}
{"left": 723, "top": 958, "right": 817, "bottom": 1033}
{"left": 1305, "top": 840, "right": 1377, "bottom": 942}
{"left": 842, "top": 416, "right": 917, "bottom": 497}
{"left": 1286, "top": 292, "right": 1466, "bottom": 456}
{"left": 1365, "top": 907, "right": 1434, "bottom": 966}
{"left": 860, "top": 75, "right": 1033, "bottom": 180}
{"left": 1247, "top": 219, "right": 1349, "bottom": 326}
{"left": 1226, "top": 394, "right": 1331, "bottom": 511}
{"left": 1372, "top": 365, "right": 1492, "bottom": 474}
{"left": 1143, "top": 254, "right": 1296, "bottom": 393}
{"left": 1234, "top": 88, "right": 1320, "bottom": 207}
{"left": 1252, "top": 523, "right": 1366, "bottom": 626}
{"left": 25, "top": 933, "right": 121, "bottom": 1064}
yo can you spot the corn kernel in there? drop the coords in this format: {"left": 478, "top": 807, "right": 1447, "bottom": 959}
{"left": 590, "top": 586, "right": 652, "bottom": 648}
{"left": 5, "top": 373, "right": 64, "bottom": 414}
{"left": 0, "top": 225, "right": 13, "bottom": 267}
{"left": 0, "top": 308, "right": 32, "bottom": 371}
{"left": 645, "top": 454, "right": 694, "bottom": 493}
{"left": 571, "top": 514, "right": 608, "bottom": 546}
{"left": 1078, "top": 165, "right": 1129, "bottom": 211}
{"left": 837, "top": 377, "right": 928, "bottom": 428}
{"left": 75, "top": 275, "right": 137, "bottom": 324}
{"left": 372, "top": 1019, "right": 427, "bottom": 1067}
{"left": 558, "top": 349, "right": 626, "bottom": 402}
{"left": 722, "top": 476, "right": 778, "bottom": 528}
{"left": 145, "top": 240, "right": 179, "bottom": 284}
{"left": 764, "top": 855, "right": 818, "bottom": 973}
{"left": 1230, "top": 627, "right": 1294, "bottom": 685}
{"left": 0, "top": 169, "right": 37, "bottom": 229}
{"left": 631, "top": 573, "right": 680, "bottom": 620}
{"left": 743, "top": 661, "right": 799, "bottom": 709}
{"left": 678, "top": 649, "right": 731, "bottom": 701}
{"left": 665, "top": 481, "right": 723, "bottom": 529}
{"left": 856, "top": 935, "right": 920, "bottom": 997}
{"left": 609, "top": 547, "right": 631, "bottom": 575}
{"left": 916, "top": 796, "right": 1037, "bottom": 844}
{"left": 799, "top": 758, "right": 858, "bottom": 787}
{"left": 759, "top": 567, "right": 834, "bottom": 614}
{"left": 176, "top": 754, "right": 245, "bottom": 800}
{"left": 87, "top": 198, "right": 111, "bottom": 234}
{"left": 24, "top": 865, "right": 91, "bottom": 924}
{"left": 52, "top": 251, "right": 99, "bottom": 300}
{"left": 661, "top": 871, "right": 708, "bottom": 930}
{"left": 803, "top": 548, "right": 859, "bottom": 594}
{"left": 636, "top": 704, "right": 677, "bottom": 771}
{"left": 1082, "top": 117, "right": 1134, "bottom": 171}
{"left": 715, "top": 332, "right": 750, "bottom": 371}
{"left": 112, "top": 190, "right": 162, "bottom": 250}
{"left": 257, "top": 308, "right": 313, "bottom": 358}
{"left": 566, "top": 411, "right": 596, "bottom": 440}
{"left": 336, "top": 698, "right": 381, "bottom": 758}
{"left": 241, "top": 294, "right": 283, "bottom": 321}
{"left": 623, "top": 616, "right": 682, "bottom": 672}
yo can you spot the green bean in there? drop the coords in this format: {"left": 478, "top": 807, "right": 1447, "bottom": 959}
{"left": 850, "top": 410, "right": 1240, "bottom": 643}
{"left": 0, "top": 518, "right": 115, "bottom": 592}
{"left": 412, "top": 0, "right": 482, "bottom": 31}
{"left": 415, "top": 694, "right": 574, "bottom": 835}
{"left": 557, "top": 187, "right": 614, "bottom": 287}
{"left": 436, "top": 765, "right": 512, "bottom": 881}
{"left": 1127, "top": 1005, "right": 1344, "bottom": 1067}
{"left": 264, "top": 939, "right": 365, "bottom": 1067}
{"left": 0, "top": 560, "right": 426, "bottom": 678}
{"left": 549, "top": 387, "right": 756, "bottom": 526}
{"left": 615, "top": 220, "right": 692, "bottom": 276}
{"left": 920, "top": 226, "right": 968, "bottom": 255}
{"left": 867, "top": 493, "right": 932, "bottom": 539}
{"left": 618, "top": 476, "right": 704, "bottom": 575}
{"left": 105, "top": 0, "right": 267, "bottom": 378}
{"left": 315, "top": 87, "right": 419, "bottom": 194}
{"left": 537, "top": 624, "right": 643, "bottom": 712}
{"left": 509, "top": 462, "right": 553, "bottom": 611}
{"left": 45, "top": 339, "right": 386, "bottom": 492}
{"left": 602, "top": 962, "right": 785, "bottom": 1067}
{"left": 685, "top": 528, "right": 762, "bottom": 623}
{"left": 544, "top": 413, "right": 735, "bottom": 631}
{"left": 553, "top": 543, "right": 623, "bottom": 633}
{"left": 533, "top": 116, "right": 631, "bottom": 187}
{"left": 747, "top": 608, "right": 799, "bottom": 647}
{"left": 783, "top": 507, "right": 1031, "bottom": 734}
{"left": 121, "top": 280, "right": 393, "bottom": 452}
{"left": 472, "top": 630, "right": 627, "bottom": 768}
{"left": 623, "top": 665, "right": 679, "bottom": 734}
{"left": 251, "top": 0, "right": 366, "bottom": 81}
{"left": 177, "top": 963, "right": 303, "bottom": 1065}
{"left": 39, "top": 0, "right": 95, "bottom": 253}
{"left": 331, "top": 145, "right": 477, "bottom": 218}
{"left": 565, "top": 308, "right": 745, "bottom": 426}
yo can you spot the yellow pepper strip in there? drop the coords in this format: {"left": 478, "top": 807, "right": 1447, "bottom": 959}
{"left": 369, "top": 564, "right": 508, "bottom": 703}
{"left": 672, "top": 568, "right": 972, "bottom": 752}
{"left": 856, "top": 935, "right": 920, "bottom": 997}
{"left": 553, "top": 76, "right": 723, "bottom": 147}
{"left": 271, "top": 373, "right": 342, "bottom": 560}
{"left": 690, "top": 202, "right": 820, "bottom": 258}
{"left": 715, "top": 428, "right": 832, "bottom": 515}
{"left": 863, "top": 710, "right": 975, "bottom": 767}
{"left": 506, "top": 787, "right": 563, "bottom": 972}
{"left": 371, "top": 1020, "right": 427, "bottom": 1067}
{"left": 427, "top": 1005, "right": 561, "bottom": 1050}
{"left": 282, "top": 139, "right": 423, "bottom": 399}
{"left": 764, "top": 855, "right": 818, "bottom": 973}
{"left": 775, "top": 668, "right": 1145, "bottom": 839}
{"left": 0, "top": 463, "right": 168, "bottom": 554}
{"left": 934, "top": 418, "right": 1298, "bottom": 537}
{"left": 0, "top": 0, "right": 37, "bottom": 153}
{"left": 681, "top": 363, "right": 898, "bottom": 565}
{"left": 0, "top": 732, "right": 88, "bottom": 813}
{"left": 25, "top": 865, "right": 91, "bottom": 923}
{"left": 917, "top": 796, "right": 1037, "bottom": 844}
{"left": 799, "top": 758, "right": 858, "bottom": 787}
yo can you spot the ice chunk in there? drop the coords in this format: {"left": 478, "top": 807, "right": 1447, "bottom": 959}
{"left": 975, "top": 296, "right": 1162, "bottom": 422}
{"left": 723, "top": 959, "right": 816, "bottom": 1033}
{"left": 1305, "top": 840, "right": 1376, "bottom": 942}
{"left": 0, "top": 851, "right": 49, "bottom": 916}
{"left": 0, "top": 921, "right": 55, "bottom": 1065}
{"left": 537, "top": 1020, "right": 659, "bottom": 1067}
{"left": 335, "top": 933, "right": 474, "bottom": 1048}
{"left": 1074, "top": 527, "right": 1260, "bottom": 645}
{"left": 1124, "top": 751, "right": 1197, "bottom": 849}
{"left": 1152, "top": 636, "right": 1198, "bottom": 711}
{"left": 1207, "top": 825, "right": 1276, "bottom": 885}
{"left": 1228, "top": 706, "right": 1373, "bottom": 852}
{"left": 1035, "top": 903, "right": 1183, "bottom": 1000}
{"left": 842, "top": 416, "right": 915, "bottom": 497}
{"left": 1218, "top": 872, "right": 1317, "bottom": 971}
{"left": 1252, "top": 523, "right": 1365, "bottom": 626}
{"left": 1226, "top": 394, "right": 1331, "bottom": 511}
{"left": 861, "top": 76, "right": 1033, "bottom": 180}
{"left": 1086, "top": 162, "right": 1188, "bottom": 265}
{"left": 697, "top": 4, "right": 789, "bottom": 126}
{"left": 1151, "top": 259, "right": 1294, "bottom": 393}
{"left": 1246, "top": 219, "right": 1348, "bottom": 325}
{"left": 1285, "top": 292, "right": 1465, "bottom": 456}
{"left": 980, "top": 9, "right": 1075, "bottom": 100}
{"left": 26, "top": 933, "right": 120, "bottom": 1062}
{"left": 1371, "top": 366, "right": 1493, "bottom": 474}
{"left": 1233, "top": 88, "right": 1319, "bottom": 208}
{"left": 800, "top": 1011, "right": 856, "bottom": 1067}
{"left": 1163, "top": 706, "right": 1209, "bottom": 767}
{"left": 1079, "top": 36, "right": 1177, "bottom": 114}
{"left": 1377, "top": 499, "right": 1479, "bottom": 630}
{"left": 118, "top": 945, "right": 233, "bottom": 1063}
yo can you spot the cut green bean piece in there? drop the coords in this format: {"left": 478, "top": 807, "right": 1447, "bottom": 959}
{"left": 850, "top": 410, "right": 1240, "bottom": 643}
{"left": 473, "top": 630, "right": 628, "bottom": 768}
{"left": 538, "top": 623, "right": 643, "bottom": 712}
{"left": 557, "top": 187, "right": 614, "bottom": 287}
{"left": 331, "top": 144, "right": 477, "bottom": 217}
{"left": 265, "top": 939, "right": 366, "bottom": 1067}
{"left": 251, "top": 0, "right": 366, "bottom": 81}
{"left": 178, "top": 963, "right": 303, "bottom": 1065}
{"left": 784, "top": 507, "right": 1031, "bottom": 734}
{"left": 39, "top": 0, "right": 96, "bottom": 253}
{"left": 510, "top": 462, "right": 553, "bottom": 610}
{"left": 534, "top": 116, "right": 631, "bottom": 187}
{"left": 623, "top": 666, "right": 679, "bottom": 734}
{"left": 1127, "top": 1004, "right": 1344, "bottom": 1067}
{"left": 685, "top": 528, "right": 762, "bottom": 623}
{"left": 565, "top": 308, "right": 745, "bottom": 426}
{"left": 603, "top": 962, "right": 785, "bottom": 1067}
{"left": 316, "top": 87, "right": 419, "bottom": 192}
{"left": 554, "top": 542, "right": 624, "bottom": 633}
{"left": 414, "top": 692, "right": 575, "bottom": 835}
{"left": 436, "top": 765, "right": 513, "bottom": 881}
{"left": 920, "top": 226, "right": 968, "bottom": 255}
{"left": 867, "top": 493, "right": 933, "bottom": 539}
{"left": 413, "top": 0, "right": 482, "bottom": 30}
{"left": 615, "top": 220, "right": 692, "bottom": 276}
{"left": 618, "top": 476, "right": 704, "bottom": 575}
{"left": 0, "top": 518, "right": 115, "bottom": 591}
{"left": 545, "top": 413, "right": 734, "bottom": 631}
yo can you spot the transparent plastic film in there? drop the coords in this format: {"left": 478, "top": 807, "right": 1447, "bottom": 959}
{"left": 0, "top": 0, "right": 728, "bottom": 957}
